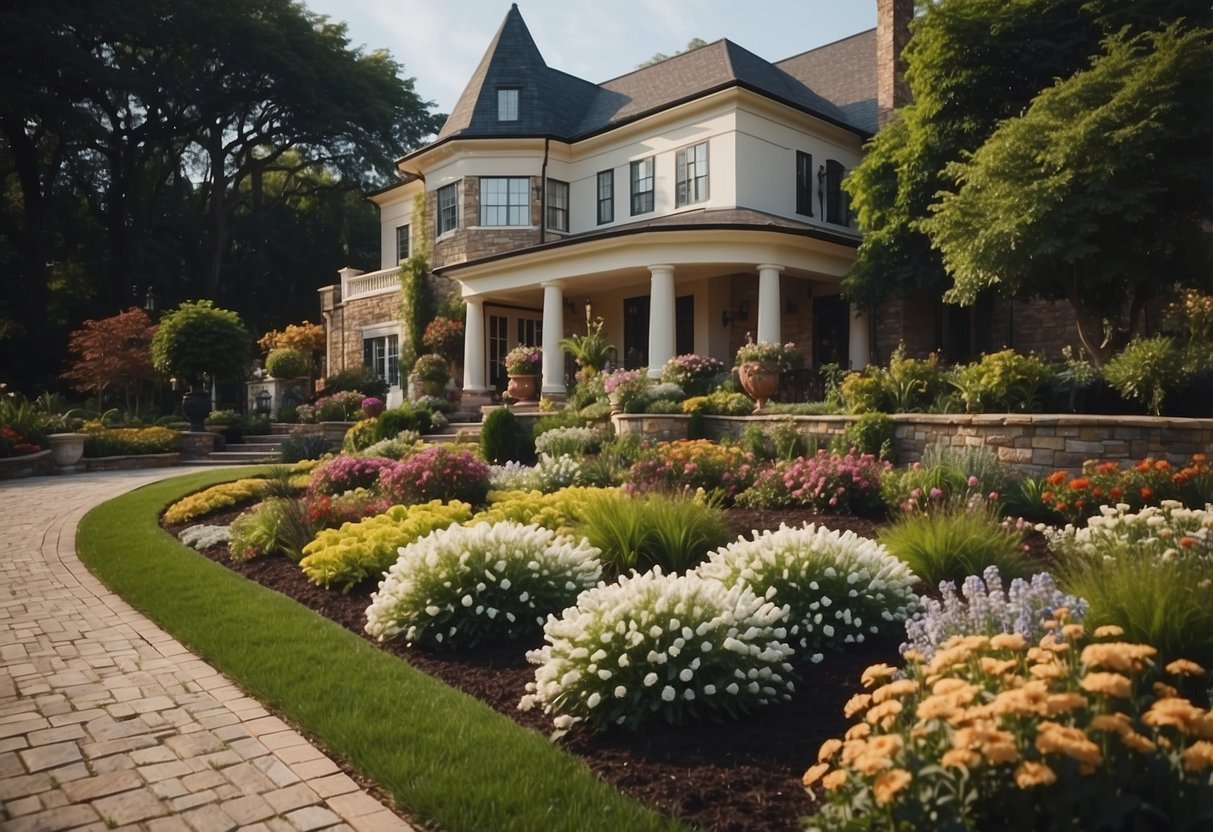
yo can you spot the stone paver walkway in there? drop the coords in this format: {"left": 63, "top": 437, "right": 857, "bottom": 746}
{"left": 0, "top": 469, "right": 415, "bottom": 832}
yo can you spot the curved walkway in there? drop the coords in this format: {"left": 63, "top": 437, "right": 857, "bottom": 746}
{"left": 0, "top": 468, "right": 415, "bottom": 832}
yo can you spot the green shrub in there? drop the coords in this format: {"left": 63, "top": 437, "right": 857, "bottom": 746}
{"left": 365, "top": 521, "right": 602, "bottom": 649}
{"left": 279, "top": 430, "right": 330, "bottom": 463}
{"left": 83, "top": 426, "right": 177, "bottom": 457}
{"left": 696, "top": 524, "right": 919, "bottom": 663}
{"left": 300, "top": 500, "right": 473, "bottom": 591}
{"left": 481, "top": 407, "right": 534, "bottom": 464}
{"left": 228, "top": 497, "right": 314, "bottom": 562}
{"left": 574, "top": 490, "right": 731, "bottom": 576}
{"left": 681, "top": 391, "right": 753, "bottom": 416}
{"left": 1103, "top": 335, "right": 1184, "bottom": 416}
{"left": 150, "top": 300, "right": 251, "bottom": 384}
{"left": 320, "top": 366, "right": 389, "bottom": 400}
{"left": 265, "top": 348, "right": 311, "bottom": 380}
{"left": 533, "top": 426, "right": 604, "bottom": 458}
{"left": 839, "top": 412, "right": 894, "bottom": 458}
{"left": 342, "top": 418, "right": 380, "bottom": 452}
{"left": 886, "top": 345, "right": 947, "bottom": 412}
{"left": 642, "top": 398, "right": 682, "bottom": 414}
{"left": 838, "top": 366, "right": 892, "bottom": 414}
{"left": 370, "top": 404, "right": 432, "bottom": 441}
{"left": 412, "top": 353, "right": 450, "bottom": 384}
{"left": 877, "top": 504, "right": 1032, "bottom": 589}
{"left": 950, "top": 349, "right": 1053, "bottom": 413}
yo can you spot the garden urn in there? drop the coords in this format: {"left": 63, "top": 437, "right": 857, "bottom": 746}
{"left": 738, "top": 361, "right": 781, "bottom": 411}
{"left": 506, "top": 375, "right": 538, "bottom": 402}
{"left": 47, "top": 433, "right": 87, "bottom": 471}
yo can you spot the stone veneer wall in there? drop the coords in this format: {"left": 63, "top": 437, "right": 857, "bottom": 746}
{"left": 331, "top": 293, "right": 401, "bottom": 378}
{"left": 430, "top": 178, "right": 543, "bottom": 269}
{"left": 702, "top": 413, "right": 1213, "bottom": 476}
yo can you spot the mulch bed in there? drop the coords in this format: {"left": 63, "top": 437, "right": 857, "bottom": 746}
{"left": 165, "top": 507, "right": 902, "bottom": 832}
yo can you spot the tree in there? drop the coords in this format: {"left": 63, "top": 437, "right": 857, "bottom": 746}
{"left": 924, "top": 24, "right": 1213, "bottom": 365}
{"left": 151, "top": 300, "right": 252, "bottom": 386}
{"left": 61, "top": 308, "right": 158, "bottom": 412}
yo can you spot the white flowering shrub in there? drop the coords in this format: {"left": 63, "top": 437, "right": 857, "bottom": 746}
{"left": 695, "top": 524, "right": 919, "bottom": 663}
{"left": 489, "top": 460, "right": 541, "bottom": 491}
{"left": 533, "top": 426, "right": 604, "bottom": 458}
{"left": 365, "top": 521, "right": 602, "bottom": 648}
{"left": 489, "top": 455, "right": 589, "bottom": 492}
{"left": 1043, "top": 500, "right": 1213, "bottom": 562}
{"left": 179, "top": 524, "right": 231, "bottom": 550}
{"left": 521, "top": 569, "right": 795, "bottom": 734}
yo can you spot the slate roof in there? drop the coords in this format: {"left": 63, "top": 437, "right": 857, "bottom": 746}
{"left": 434, "top": 4, "right": 877, "bottom": 145}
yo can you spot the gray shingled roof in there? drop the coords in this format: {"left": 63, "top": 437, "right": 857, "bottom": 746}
{"left": 435, "top": 5, "right": 874, "bottom": 144}
{"left": 777, "top": 30, "right": 878, "bottom": 135}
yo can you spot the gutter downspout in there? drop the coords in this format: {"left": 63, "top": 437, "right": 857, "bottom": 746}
{"left": 539, "top": 138, "right": 549, "bottom": 244}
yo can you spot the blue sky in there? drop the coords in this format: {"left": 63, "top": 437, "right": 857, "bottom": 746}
{"left": 303, "top": 1, "right": 876, "bottom": 114}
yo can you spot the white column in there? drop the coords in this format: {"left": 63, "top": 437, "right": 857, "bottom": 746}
{"left": 848, "top": 303, "right": 871, "bottom": 370}
{"left": 462, "top": 297, "right": 487, "bottom": 392}
{"left": 756, "top": 264, "right": 783, "bottom": 344}
{"left": 647, "top": 264, "right": 676, "bottom": 378}
{"left": 541, "top": 283, "right": 565, "bottom": 396}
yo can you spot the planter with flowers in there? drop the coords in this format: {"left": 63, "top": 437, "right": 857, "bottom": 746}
{"left": 735, "top": 338, "right": 797, "bottom": 411}
{"left": 413, "top": 353, "right": 451, "bottom": 397}
{"left": 504, "top": 345, "right": 542, "bottom": 402}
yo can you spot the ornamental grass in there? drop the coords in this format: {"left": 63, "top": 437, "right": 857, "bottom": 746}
{"left": 802, "top": 618, "right": 1213, "bottom": 831}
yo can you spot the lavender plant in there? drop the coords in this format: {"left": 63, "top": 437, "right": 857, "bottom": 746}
{"left": 901, "top": 565, "right": 1088, "bottom": 661}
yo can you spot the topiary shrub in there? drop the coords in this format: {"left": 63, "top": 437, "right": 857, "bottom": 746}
{"left": 150, "top": 300, "right": 252, "bottom": 386}
{"left": 264, "top": 348, "right": 311, "bottom": 380}
{"left": 480, "top": 407, "right": 534, "bottom": 464}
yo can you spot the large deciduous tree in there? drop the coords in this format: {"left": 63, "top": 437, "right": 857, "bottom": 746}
{"left": 924, "top": 24, "right": 1213, "bottom": 365}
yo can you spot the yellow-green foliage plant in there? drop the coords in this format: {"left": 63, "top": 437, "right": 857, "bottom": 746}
{"left": 802, "top": 617, "right": 1213, "bottom": 831}
{"left": 163, "top": 478, "right": 272, "bottom": 525}
{"left": 474, "top": 486, "right": 606, "bottom": 536}
{"left": 299, "top": 500, "right": 473, "bottom": 592}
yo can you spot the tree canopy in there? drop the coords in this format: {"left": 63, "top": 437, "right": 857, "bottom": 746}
{"left": 924, "top": 24, "right": 1213, "bottom": 364}
{"left": 842, "top": 0, "right": 1213, "bottom": 337}
{"left": 0, "top": 0, "right": 443, "bottom": 390}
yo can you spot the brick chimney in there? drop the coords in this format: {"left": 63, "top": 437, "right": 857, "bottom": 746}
{"left": 876, "top": 0, "right": 912, "bottom": 127}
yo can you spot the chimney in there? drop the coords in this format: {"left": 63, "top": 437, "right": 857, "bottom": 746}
{"left": 876, "top": 0, "right": 912, "bottom": 127}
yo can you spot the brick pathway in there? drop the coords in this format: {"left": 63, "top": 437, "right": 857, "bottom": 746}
{"left": 0, "top": 469, "right": 415, "bottom": 832}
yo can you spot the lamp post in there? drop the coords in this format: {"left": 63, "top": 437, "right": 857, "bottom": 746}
{"left": 143, "top": 286, "right": 157, "bottom": 318}
{"left": 817, "top": 165, "right": 826, "bottom": 219}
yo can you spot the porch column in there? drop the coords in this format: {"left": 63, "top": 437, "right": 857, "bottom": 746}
{"left": 848, "top": 303, "right": 871, "bottom": 369}
{"left": 756, "top": 264, "right": 783, "bottom": 344}
{"left": 648, "top": 264, "right": 676, "bottom": 378}
{"left": 541, "top": 282, "right": 565, "bottom": 396}
{"left": 462, "top": 297, "right": 487, "bottom": 392}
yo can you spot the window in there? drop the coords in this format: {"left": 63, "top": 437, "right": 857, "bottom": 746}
{"left": 546, "top": 179, "right": 569, "bottom": 231}
{"left": 825, "top": 159, "right": 846, "bottom": 225}
{"left": 395, "top": 224, "right": 410, "bottom": 262}
{"left": 795, "top": 151, "right": 813, "bottom": 217}
{"left": 437, "top": 183, "right": 459, "bottom": 235}
{"left": 480, "top": 177, "right": 530, "bottom": 226}
{"left": 497, "top": 88, "right": 519, "bottom": 122}
{"left": 630, "top": 157, "right": 654, "bottom": 215}
{"left": 675, "top": 142, "right": 709, "bottom": 207}
{"left": 596, "top": 169, "right": 614, "bottom": 224}
{"left": 363, "top": 334, "right": 399, "bottom": 386}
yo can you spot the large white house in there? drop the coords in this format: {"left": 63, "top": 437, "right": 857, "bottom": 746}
{"left": 321, "top": 1, "right": 918, "bottom": 408}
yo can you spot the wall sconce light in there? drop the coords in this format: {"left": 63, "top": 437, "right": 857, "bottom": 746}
{"left": 584, "top": 298, "right": 592, "bottom": 324}
{"left": 721, "top": 302, "right": 750, "bottom": 328}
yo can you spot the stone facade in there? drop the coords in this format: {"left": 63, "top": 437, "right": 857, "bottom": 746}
{"left": 702, "top": 413, "right": 1213, "bottom": 476}
{"left": 430, "top": 177, "right": 544, "bottom": 270}
{"left": 877, "top": 0, "right": 913, "bottom": 127}
{"left": 323, "top": 291, "right": 401, "bottom": 380}
{"left": 611, "top": 413, "right": 691, "bottom": 443}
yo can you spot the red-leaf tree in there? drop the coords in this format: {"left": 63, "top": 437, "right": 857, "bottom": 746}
{"left": 61, "top": 308, "right": 158, "bottom": 412}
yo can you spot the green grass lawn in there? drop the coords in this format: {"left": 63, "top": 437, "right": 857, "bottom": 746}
{"left": 76, "top": 468, "right": 687, "bottom": 832}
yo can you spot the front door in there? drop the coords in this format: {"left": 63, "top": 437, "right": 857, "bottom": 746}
{"left": 623, "top": 296, "right": 650, "bottom": 369}
{"left": 813, "top": 295, "right": 850, "bottom": 369}
{"left": 676, "top": 295, "right": 694, "bottom": 357}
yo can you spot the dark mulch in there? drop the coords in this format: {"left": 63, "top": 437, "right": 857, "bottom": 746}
{"left": 165, "top": 507, "right": 899, "bottom": 832}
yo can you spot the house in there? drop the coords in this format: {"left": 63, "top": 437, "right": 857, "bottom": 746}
{"left": 321, "top": 1, "right": 924, "bottom": 409}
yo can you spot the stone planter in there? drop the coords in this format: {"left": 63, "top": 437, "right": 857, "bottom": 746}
{"left": 47, "top": 433, "right": 87, "bottom": 471}
{"left": 507, "top": 374, "right": 538, "bottom": 402}
{"left": 737, "top": 361, "right": 780, "bottom": 411}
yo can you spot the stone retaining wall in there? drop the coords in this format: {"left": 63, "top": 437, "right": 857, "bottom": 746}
{"left": 702, "top": 413, "right": 1213, "bottom": 475}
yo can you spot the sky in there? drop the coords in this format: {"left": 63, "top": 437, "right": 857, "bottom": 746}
{"left": 302, "top": 1, "right": 877, "bottom": 115}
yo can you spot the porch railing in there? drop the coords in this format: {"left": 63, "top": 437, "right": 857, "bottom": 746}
{"left": 342, "top": 266, "right": 400, "bottom": 301}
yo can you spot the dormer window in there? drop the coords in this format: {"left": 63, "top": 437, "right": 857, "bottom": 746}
{"left": 497, "top": 88, "right": 519, "bottom": 122}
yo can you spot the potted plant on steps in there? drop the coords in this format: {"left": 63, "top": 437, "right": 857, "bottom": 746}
{"left": 560, "top": 317, "right": 614, "bottom": 384}
{"left": 151, "top": 300, "right": 253, "bottom": 432}
{"left": 735, "top": 337, "right": 798, "bottom": 412}
{"left": 413, "top": 353, "right": 451, "bottom": 398}
{"left": 504, "top": 345, "right": 542, "bottom": 402}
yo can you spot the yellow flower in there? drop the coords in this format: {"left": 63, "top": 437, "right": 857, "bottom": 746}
{"left": 822, "top": 769, "right": 848, "bottom": 790}
{"left": 853, "top": 751, "right": 894, "bottom": 776}
{"left": 1037, "top": 633, "right": 1069, "bottom": 654}
{"left": 872, "top": 768, "right": 912, "bottom": 806}
{"left": 980, "top": 656, "right": 1019, "bottom": 676}
{"left": 803, "top": 762, "right": 830, "bottom": 788}
{"left": 1089, "top": 712, "right": 1132, "bottom": 734}
{"left": 1015, "top": 760, "right": 1057, "bottom": 788}
{"left": 1080, "top": 671, "right": 1133, "bottom": 698}
{"left": 868, "top": 734, "right": 904, "bottom": 758}
{"left": 861, "top": 663, "right": 897, "bottom": 688}
{"left": 981, "top": 741, "right": 1020, "bottom": 766}
{"left": 845, "top": 722, "right": 871, "bottom": 741}
{"left": 1143, "top": 697, "right": 1213, "bottom": 738}
{"left": 844, "top": 692, "right": 873, "bottom": 718}
{"left": 1165, "top": 658, "right": 1206, "bottom": 677}
{"left": 818, "top": 738, "right": 843, "bottom": 763}
{"left": 992, "top": 680, "right": 1050, "bottom": 717}
{"left": 865, "top": 699, "right": 904, "bottom": 728}
{"left": 1044, "top": 693, "right": 1088, "bottom": 715}
{"left": 872, "top": 679, "right": 919, "bottom": 704}
{"left": 1153, "top": 681, "right": 1179, "bottom": 699}
{"left": 1118, "top": 729, "right": 1156, "bottom": 755}
{"left": 941, "top": 748, "right": 980, "bottom": 770}
{"left": 1093, "top": 625, "right": 1124, "bottom": 639}
{"left": 932, "top": 678, "right": 978, "bottom": 697}
{"left": 1181, "top": 740, "right": 1213, "bottom": 772}
{"left": 1029, "top": 661, "right": 1063, "bottom": 680}
{"left": 1035, "top": 721, "right": 1102, "bottom": 767}
{"left": 1080, "top": 642, "right": 1157, "bottom": 673}
{"left": 1062, "top": 623, "right": 1085, "bottom": 640}
{"left": 990, "top": 632, "right": 1027, "bottom": 651}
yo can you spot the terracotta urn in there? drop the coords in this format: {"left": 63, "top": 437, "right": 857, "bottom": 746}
{"left": 506, "top": 374, "right": 538, "bottom": 402}
{"left": 738, "top": 361, "right": 781, "bottom": 411}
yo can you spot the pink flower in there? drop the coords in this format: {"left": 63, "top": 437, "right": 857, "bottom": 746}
{"left": 967, "top": 476, "right": 979, "bottom": 488}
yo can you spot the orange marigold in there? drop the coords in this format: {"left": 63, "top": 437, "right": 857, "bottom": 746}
{"left": 872, "top": 768, "right": 912, "bottom": 806}
{"left": 803, "top": 763, "right": 830, "bottom": 788}
{"left": 1181, "top": 741, "right": 1213, "bottom": 772}
{"left": 1165, "top": 658, "right": 1206, "bottom": 677}
{"left": 822, "top": 769, "right": 848, "bottom": 790}
{"left": 860, "top": 663, "right": 897, "bottom": 688}
{"left": 1015, "top": 760, "right": 1057, "bottom": 788}
{"left": 1080, "top": 672, "right": 1133, "bottom": 698}
{"left": 818, "top": 738, "right": 843, "bottom": 763}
